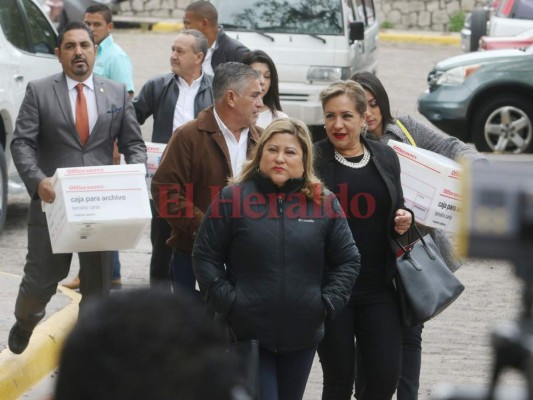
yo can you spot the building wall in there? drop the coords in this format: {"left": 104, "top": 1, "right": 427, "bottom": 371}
{"left": 375, "top": 0, "right": 488, "bottom": 31}
{"left": 117, "top": 0, "right": 489, "bottom": 32}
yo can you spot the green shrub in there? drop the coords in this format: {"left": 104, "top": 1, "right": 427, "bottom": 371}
{"left": 380, "top": 20, "right": 394, "bottom": 29}
{"left": 448, "top": 10, "right": 465, "bottom": 32}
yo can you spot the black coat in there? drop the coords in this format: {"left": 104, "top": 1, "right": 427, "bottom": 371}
{"left": 192, "top": 173, "right": 360, "bottom": 352}
{"left": 314, "top": 136, "right": 406, "bottom": 284}
{"left": 211, "top": 27, "right": 250, "bottom": 68}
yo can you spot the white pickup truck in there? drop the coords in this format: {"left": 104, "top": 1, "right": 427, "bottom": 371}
{"left": 210, "top": 0, "right": 379, "bottom": 141}
{"left": 0, "top": 0, "right": 61, "bottom": 235}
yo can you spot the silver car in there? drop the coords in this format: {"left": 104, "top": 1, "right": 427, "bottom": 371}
{"left": 0, "top": 0, "right": 62, "bottom": 235}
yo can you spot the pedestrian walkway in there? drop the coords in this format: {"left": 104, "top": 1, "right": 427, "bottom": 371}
{"left": 0, "top": 258, "right": 523, "bottom": 399}
{"left": 0, "top": 272, "right": 79, "bottom": 399}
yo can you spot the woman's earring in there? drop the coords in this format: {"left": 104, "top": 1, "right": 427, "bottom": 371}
{"left": 361, "top": 125, "right": 368, "bottom": 136}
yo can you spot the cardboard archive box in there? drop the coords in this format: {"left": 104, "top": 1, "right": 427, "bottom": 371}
{"left": 387, "top": 140, "right": 462, "bottom": 233}
{"left": 43, "top": 164, "right": 151, "bottom": 253}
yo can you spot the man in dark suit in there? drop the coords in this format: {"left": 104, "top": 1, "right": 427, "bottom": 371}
{"left": 183, "top": 1, "right": 249, "bottom": 76}
{"left": 8, "top": 21, "right": 147, "bottom": 355}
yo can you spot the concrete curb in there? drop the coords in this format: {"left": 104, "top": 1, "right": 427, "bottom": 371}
{"left": 379, "top": 31, "right": 461, "bottom": 45}
{"left": 0, "top": 284, "right": 80, "bottom": 400}
{"left": 152, "top": 21, "right": 184, "bottom": 33}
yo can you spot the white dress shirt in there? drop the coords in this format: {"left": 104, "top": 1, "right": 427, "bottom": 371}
{"left": 173, "top": 74, "right": 203, "bottom": 131}
{"left": 66, "top": 74, "right": 98, "bottom": 135}
{"left": 213, "top": 108, "right": 248, "bottom": 178}
{"left": 256, "top": 109, "right": 289, "bottom": 129}
{"left": 202, "top": 41, "right": 216, "bottom": 76}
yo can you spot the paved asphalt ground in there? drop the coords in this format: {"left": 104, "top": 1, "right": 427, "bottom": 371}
{"left": 0, "top": 27, "right": 529, "bottom": 400}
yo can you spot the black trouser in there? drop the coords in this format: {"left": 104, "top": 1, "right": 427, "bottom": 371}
{"left": 15, "top": 200, "right": 113, "bottom": 331}
{"left": 397, "top": 325, "right": 423, "bottom": 400}
{"left": 259, "top": 346, "right": 317, "bottom": 400}
{"left": 149, "top": 200, "right": 172, "bottom": 291}
{"left": 355, "top": 324, "right": 423, "bottom": 400}
{"left": 318, "top": 282, "right": 402, "bottom": 400}
{"left": 355, "top": 325, "right": 424, "bottom": 400}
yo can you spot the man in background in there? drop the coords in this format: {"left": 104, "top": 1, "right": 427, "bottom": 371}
{"left": 133, "top": 29, "right": 214, "bottom": 290}
{"left": 151, "top": 62, "right": 263, "bottom": 295}
{"left": 84, "top": 4, "right": 134, "bottom": 96}
{"left": 184, "top": 1, "right": 249, "bottom": 76}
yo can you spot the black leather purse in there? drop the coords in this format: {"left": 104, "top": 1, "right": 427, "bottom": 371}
{"left": 394, "top": 224, "right": 465, "bottom": 327}
{"left": 218, "top": 317, "right": 260, "bottom": 400}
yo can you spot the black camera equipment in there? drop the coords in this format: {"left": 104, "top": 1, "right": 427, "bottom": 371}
{"left": 433, "top": 159, "right": 533, "bottom": 400}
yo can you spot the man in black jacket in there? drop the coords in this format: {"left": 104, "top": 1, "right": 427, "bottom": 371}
{"left": 184, "top": 1, "right": 249, "bottom": 76}
{"left": 133, "top": 29, "right": 214, "bottom": 290}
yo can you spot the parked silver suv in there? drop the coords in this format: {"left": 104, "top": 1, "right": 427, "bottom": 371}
{"left": 0, "top": 0, "right": 61, "bottom": 235}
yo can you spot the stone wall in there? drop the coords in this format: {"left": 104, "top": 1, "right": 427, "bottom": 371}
{"left": 375, "top": 0, "right": 488, "bottom": 31}
{"left": 117, "top": 0, "right": 489, "bottom": 32}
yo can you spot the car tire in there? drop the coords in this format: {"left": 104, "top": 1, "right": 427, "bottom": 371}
{"left": 0, "top": 146, "right": 8, "bottom": 237}
{"left": 472, "top": 95, "right": 533, "bottom": 154}
{"left": 469, "top": 8, "right": 488, "bottom": 52}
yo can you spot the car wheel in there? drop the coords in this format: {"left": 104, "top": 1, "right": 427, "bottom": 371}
{"left": 469, "top": 8, "right": 488, "bottom": 52}
{"left": 472, "top": 95, "right": 533, "bottom": 154}
{"left": 0, "top": 146, "right": 8, "bottom": 237}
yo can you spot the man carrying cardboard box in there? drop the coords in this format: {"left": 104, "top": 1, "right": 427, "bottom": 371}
{"left": 7, "top": 21, "right": 147, "bottom": 355}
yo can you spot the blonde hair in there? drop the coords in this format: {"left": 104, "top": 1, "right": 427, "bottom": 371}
{"left": 236, "top": 118, "right": 324, "bottom": 200}
{"left": 319, "top": 80, "right": 367, "bottom": 117}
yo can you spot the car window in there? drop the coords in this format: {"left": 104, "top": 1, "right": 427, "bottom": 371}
{"left": 514, "top": 0, "right": 533, "bottom": 19}
{"left": 497, "top": 0, "right": 533, "bottom": 19}
{"left": 22, "top": 0, "right": 56, "bottom": 54}
{"left": 213, "top": 0, "right": 344, "bottom": 35}
{"left": 354, "top": 0, "right": 376, "bottom": 25}
{"left": 0, "top": 0, "right": 32, "bottom": 52}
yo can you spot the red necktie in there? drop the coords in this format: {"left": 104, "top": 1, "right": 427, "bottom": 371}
{"left": 75, "top": 83, "right": 89, "bottom": 145}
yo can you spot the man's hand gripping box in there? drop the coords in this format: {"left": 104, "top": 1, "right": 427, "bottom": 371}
{"left": 43, "top": 164, "right": 151, "bottom": 253}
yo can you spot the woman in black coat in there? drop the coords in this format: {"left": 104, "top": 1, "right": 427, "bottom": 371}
{"left": 314, "top": 80, "right": 413, "bottom": 400}
{"left": 192, "top": 118, "right": 361, "bottom": 400}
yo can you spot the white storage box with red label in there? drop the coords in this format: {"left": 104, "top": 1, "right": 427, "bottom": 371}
{"left": 43, "top": 164, "right": 151, "bottom": 253}
{"left": 387, "top": 140, "right": 462, "bottom": 233}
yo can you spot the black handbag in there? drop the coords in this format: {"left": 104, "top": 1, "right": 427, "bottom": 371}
{"left": 224, "top": 324, "right": 260, "bottom": 400}
{"left": 394, "top": 224, "right": 465, "bottom": 327}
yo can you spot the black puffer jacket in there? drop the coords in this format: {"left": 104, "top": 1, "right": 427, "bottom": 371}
{"left": 192, "top": 173, "right": 360, "bottom": 352}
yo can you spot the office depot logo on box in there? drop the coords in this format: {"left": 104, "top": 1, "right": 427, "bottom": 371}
{"left": 43, "top": 164, "right": 151, "bottom": 253}
{"left": 388, "top": 140, "right": 462, "bottom": 233}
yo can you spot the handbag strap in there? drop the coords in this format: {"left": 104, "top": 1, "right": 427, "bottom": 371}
{"left": 396, "top": 119, "right": 417, "bottom": 147}
{"left": 394, "top": 224, "right": 436, "bottom": 260}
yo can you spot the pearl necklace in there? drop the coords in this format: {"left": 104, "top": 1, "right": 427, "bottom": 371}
{"left": 334, "top": 146, "right": 371, "bottom": 169}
